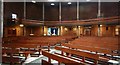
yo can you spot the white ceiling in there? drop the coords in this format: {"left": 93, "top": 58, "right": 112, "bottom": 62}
{"left": 3, "top": 0, "right": 120, "bottom": 2}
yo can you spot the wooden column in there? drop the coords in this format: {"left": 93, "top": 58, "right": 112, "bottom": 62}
{"left": 23, "top": 27, "right": 26, "bottom": 36}
{"left": 78, "top": 26, "right": 81, "bottom": 37}
{"left": 77, "top": 1, "right": 79, "bottom": 21}
{"left": 98, "top": 25, "right": 100, "bottom": 36}
{"left": 43, "top": 3, "right": 45, "bottom": 36}
{"left": 59, "top": 2, "right": 61, "bottom": 22}
{"left": 0, "top": 0, "right": 3, "bottom": 63}
{"left": 24, "top": 0, "right": 26, "bottom": 20}
{"left": 43, "top": 2, "right": 45, "bottom": 22}
{"left": 59, "top": 2, "right": 62, "bottom": 36}
{"left": 0, "top": 0, "right": 3, "bottom": 38}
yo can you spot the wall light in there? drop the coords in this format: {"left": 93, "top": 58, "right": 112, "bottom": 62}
{"left": 51, "top": 3, "right": 55, "bottom": 6}
{"left": 30, "top": 33, "right": 34, "bottom": 36}
{"left": 86, "top": 0, "right": 91, "bottom": 2}
{"left": 68, "top": 2, "right": 72, "bottom": 5}
{"left": 78, "top": 26, "right": 81, "bottom": 28}
{"left": 100, "top": 25, "right": 102, "bottom": 27}
{"left": 73, "top": 28, "right": 77, "bottom": 31}
{"left": 48, "top": 0, "right": 56, "bottom": 2}
{"left": 32, "top": 0, "right": 36, "bottom": 3}
{"left": 13, "top": 29, "right": 16, "bottom": 30}
{"left": 115, "top": 28, "right": 119, "bottom": 31}
{"left": 64, "top": 28, "right": 68, "bottom": 31}
{"left": 19, "top": 24, "right": 24, "bottom": 27}
{"left": 44, "top": 34, "right": 47, "bottom": 36}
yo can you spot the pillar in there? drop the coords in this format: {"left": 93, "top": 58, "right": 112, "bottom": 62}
{"left": 0, "top": 0, "right": 3, "bottom": 63}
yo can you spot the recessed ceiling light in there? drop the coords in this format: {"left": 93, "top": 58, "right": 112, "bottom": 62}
{"left": 51, "top": 3, "right": 55, "bottom": 6}
{"left": 32, "top": 0, "right": 36, "bottom": 3}
{"left": 68, "top": 2, "right": 72, "bottom": 5}
{"left": 86, "top": 0, "right": 91, "bottom": 2}
{"left": 48, "top": 0, "right": 56, "bottom": 2}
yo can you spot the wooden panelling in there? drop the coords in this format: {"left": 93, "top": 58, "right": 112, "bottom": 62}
{"left": 3, "top": 2, "right": 119, "bottom": 21}
{"left": 4, "top": 2, "right": 24, "bottom": 25}
{"left": 79, "top": 2, "right": 98, "bottom": 20}
{"left": 4, "top": 2, "right": 24, "bottom": 19}
{"left": 26, "top": 26, "right": 43, "bottom": 36}
{"left": 26, "top": 2, "right": 43, "bottom": 20}
{"left": 101, "top": 2, "right": 119, "bottom": 17}
{"left": 61, "top": 2, "right": 77, "bottom": 21}
{"left": 44, "top": 2, "right": 59, "bottom": 21}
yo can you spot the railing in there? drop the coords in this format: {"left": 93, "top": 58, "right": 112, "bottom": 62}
{"left": 22, "top": 16, "right": 120, "bottom": 26}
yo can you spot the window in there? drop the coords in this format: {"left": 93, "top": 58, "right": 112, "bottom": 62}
{"left": 12, "top": 14, "right": 17, "bottom": 19}
{"left": 47, "top": 27, "right": 59, "bottom": 36}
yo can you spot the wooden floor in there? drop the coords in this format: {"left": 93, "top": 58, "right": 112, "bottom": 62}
{"left": 2, "top": 36, "right": 120, "bottom": 65}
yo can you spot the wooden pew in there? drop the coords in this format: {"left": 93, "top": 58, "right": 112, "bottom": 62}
{"left": 42, "top": 50, "right": 84, "bottom": 65}
{"left": 61, "top": 44, "right": 112, "bottom": 63}
{"left": 55, "top": 46, "right": 100, "bottom": 65}
{"left": 62, "top": 43, "right": 113, "bottom": 56}
{"left": 70, "top": 37, "right": 118, "bottom": 55}
{"left": 2, "top": 56, "right": 23, "bottom": 65}
{"left": 2, "top": 47, "right": 36, "bottom": 59}
{"left": 42, "top": 60, "right": 53, "bottom": 65}
{"left": 2, "top": 49, "right": 24, "bottom": 65}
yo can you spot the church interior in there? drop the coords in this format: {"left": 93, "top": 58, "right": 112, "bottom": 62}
{"left": 0, "top": 0, "right": 120, "bottom": 65}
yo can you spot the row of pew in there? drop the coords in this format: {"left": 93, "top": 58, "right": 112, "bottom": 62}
{"left": 2, "top": 36, "right": 119, "bottom": 65}
{"left": 2, "top": 36, "right": 78, "bottom": 65}
{"left": 41, "top": 45, "right": 119, "bottom": 65}
{"left": 2, "top": 36, "right": 77, "bottom": 44}
{"left": 41, "top": 36, "right": 119, "bottom": 65}
{"left": 68, "top": 36, "right": 119, "bottom": 56}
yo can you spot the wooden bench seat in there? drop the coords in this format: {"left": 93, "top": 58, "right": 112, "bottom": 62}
{"left": 55, "top": 46, "right": 99, "bottom": 65}
{"left": 62, "top": 43, "right": 115, "bottom": 56}
{"left": 2, "top": 49, "right": 24, "bottom": 65}
{"left": 42, "top": 50, "right": 84, "bottom": 65}
{"left": 2, "top": 56, "right": 23, "bottom": 65}
{"left": 42, "top": 60, "right": 53, "bottom": 65}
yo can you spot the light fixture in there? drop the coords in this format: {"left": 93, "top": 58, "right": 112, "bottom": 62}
{"left": 19, "top": 24, "right": 24, "bottom": 27}
{"left": 115, "top": 28, "right": 119, "bottom": 31}
{"left": 73, "top": 28, "right": 77, "bottom": 31}
{"left": 88, "top": 27, "right": 92, "bottom": 28}
{"left": 51, "top": 3, "right": 55, "bottom": 6}
{"left": 12, "top": 19, "right": 15, "bottom": 21}
{"left": 44, "top": 34, "right": 47, "bottom": 36}
{"left": 32, "top": 0, "right": 36, "bottom": 3}
{"left": 78, "top": 26, "right": 81, "bottom": 28}
{"left": 68, "top": 2, "right": 72, "bottom": 5}
{"left": 64, "top": 28, "right": 68, "bottom": 31}
{"left": 48, "top": 0, "right": 56, "bottom": 2}
{"left": 86, "top": 0, "right": 91, "bottom": 2}
{"left": 100, "top": 25, "right": 102, "bottom": 27}
{"left": 30, "top": 33, "right": 34, "bottom": 36}
{"left": 13, "top": 29, "right": 16, "bottom": 30}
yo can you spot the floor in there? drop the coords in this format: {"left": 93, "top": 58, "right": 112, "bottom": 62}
{"left": 1, "top": 49, "right": 120, "bottom": 65}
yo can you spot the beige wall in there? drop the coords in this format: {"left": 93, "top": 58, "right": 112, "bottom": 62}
{"left": 91, "top": 25, "right": 98, "bottom": 36}
{"left": 60, "top": 26, "right": 78, "bottom": 36}
{"left": 91, "top": 25, "right": 117, "bottom": 36}
{"left": 115, "top": 25, "right": 120, "bottom": 36}
{"left": 43, "top": 26, "right": 48, "bottom": 36}
{"left": 4, "top": 25, "right": 23, "bottom": 37}
{"left": 4, "top": 25, "right": 119, "bottom": 37}
{"left": 101, "top": 25, "right": 115, "bottom": 36}
{"left": 26, "top": 26, "right": 44, "bottom": 36}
